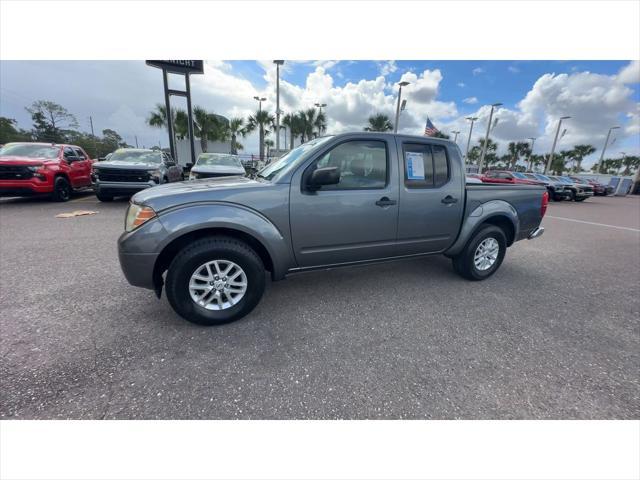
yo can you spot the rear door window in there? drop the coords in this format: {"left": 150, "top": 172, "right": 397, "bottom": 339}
{"left": 402, "top": 143, "right": 450, "bottom": 188}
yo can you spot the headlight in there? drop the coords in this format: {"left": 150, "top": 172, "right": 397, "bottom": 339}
{"left": 125, "top": 203, "right": 157, "bottom": 232}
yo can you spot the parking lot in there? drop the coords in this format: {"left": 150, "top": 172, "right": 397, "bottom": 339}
{"left": 0, "top": 193, "right": 638, "bottom": 419}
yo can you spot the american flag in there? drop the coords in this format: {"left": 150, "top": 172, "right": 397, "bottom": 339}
{"left": 424, "top": 117, "right": 439, "bottom": 136}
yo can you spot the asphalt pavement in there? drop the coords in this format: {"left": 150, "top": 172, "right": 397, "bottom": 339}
{"left": 1, "top": 193, "right": 638, "bottom": 419}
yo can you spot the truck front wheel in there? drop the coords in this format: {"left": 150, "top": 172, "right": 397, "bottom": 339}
{"left": 452, "top": 225, "right": 507, "bottom": 281}
{"left": 52, "top": 176, "right": 71, "bottom": 202}
{"left": 165, "top": 236, "right": 266, "bottom": 326}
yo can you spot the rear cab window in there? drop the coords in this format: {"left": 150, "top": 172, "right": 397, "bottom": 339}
{"left": 402, "top": 142, "right": 450, "bottom": 188}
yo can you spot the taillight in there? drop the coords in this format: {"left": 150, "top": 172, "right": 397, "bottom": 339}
{"left": 541, "top": 190, "right": 549, "bottom": 218}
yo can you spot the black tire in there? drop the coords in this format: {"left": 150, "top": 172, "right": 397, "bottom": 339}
{"left": 165, "top": 236, "right": 266, "bottom": 326}
{"left": 452, "top": 225, "right": 507, "bottom": 281}
{"left": 575, "top": 197, "right": 587, "bottom": 202}
{"left": 52, "top": 176, "right": 71, "bottom": 202}
{"left": 566, "top": 190, "right": 575, "bottom": 202}
{"left": 96, "top": 192, "right": 114, "bottom": 202}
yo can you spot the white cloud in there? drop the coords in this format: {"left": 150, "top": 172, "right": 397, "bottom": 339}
{"left": 508, "top": 65, "right": 520, "bottom": 73}
{"left": 463, "top": 97, "right": 478, "bottom": 104}
{"left": 617, "top": 60, "right": 640, "bottom": 84}
{"left": 379, "top": 60, "right": 397, "bottom": 76}
{"left": 457, "top": 82, "right": 466, "bottom": 88}
{"left": 472, "top": 67, "right": 484, "bottom": 76}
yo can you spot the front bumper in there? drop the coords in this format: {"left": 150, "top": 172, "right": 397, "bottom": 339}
{"left": 93, "top": 181, "right": 157, "bottom": 196}
{"left": 0, "top": 179, "right": 53, "bottom": 196}
{"left": 117, "top": 250, "right": 158, "bottom": 289}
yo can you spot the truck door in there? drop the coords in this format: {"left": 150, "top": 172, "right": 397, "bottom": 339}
{"left": 289, "top": 137, "right": 399, "bottom": 267}
{"left": 396, "top": 140, "right": 464, "bottom": 254}
{"left": 74, "top": 147, "right": 92, "bottom": 186}
{"left": 63, "top": 147, "right": 85, "bottom": 187}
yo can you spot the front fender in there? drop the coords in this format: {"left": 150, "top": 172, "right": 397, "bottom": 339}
{"left": 444, "top": 200, "right": 519, "bottom": 257}
{"left": 156, "top": 202, "right": 295, "bottom": 278}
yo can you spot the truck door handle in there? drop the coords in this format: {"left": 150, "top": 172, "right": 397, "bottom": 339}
{"left": 375, "top": 197, "right": 397, "bottom": 207}
{"left": 441, "top": 195, "right": 458, "bottom": 204}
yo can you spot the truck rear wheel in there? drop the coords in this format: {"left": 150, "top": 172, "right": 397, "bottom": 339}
{"left": 165, "top": 236, "right": 266, "bottom": 326}
{"left": 452, "top": 225, "right": 507, "bottom": 281}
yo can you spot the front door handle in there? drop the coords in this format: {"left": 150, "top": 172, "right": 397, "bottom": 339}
{"left": 375, "top": 197, "right": 397, "bottom": 207}
{"left": 441, "top": 195, "right": 458, "bottom": 205}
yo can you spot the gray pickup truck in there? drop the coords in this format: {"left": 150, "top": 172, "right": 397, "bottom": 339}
{"left": 118, "top": 133, "right": 547, "bottom": 326}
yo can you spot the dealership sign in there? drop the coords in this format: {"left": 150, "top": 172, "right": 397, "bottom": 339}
{"left": 145, "top": 60, "right": 204, "bottom": 74}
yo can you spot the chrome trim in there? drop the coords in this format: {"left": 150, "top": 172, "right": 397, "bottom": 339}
{"left": 528, "top": 227, "right": 545, "bottom": 239}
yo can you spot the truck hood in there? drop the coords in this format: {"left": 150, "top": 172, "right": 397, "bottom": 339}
{"left": 191, "top": 164, "right": 245, "bottom": 175}
{"left": 0, "top": 156, "right": 58, "bottom": 166}
{"left": 132, "top": 175, "right": 274, "bottom": 211}
{"left": 95, "top": 160, "right": 160, "bottom": 170}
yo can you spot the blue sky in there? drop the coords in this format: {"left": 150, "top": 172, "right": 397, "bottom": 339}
{"left": 1, "top": 60, "right": 638, "bottom": 166}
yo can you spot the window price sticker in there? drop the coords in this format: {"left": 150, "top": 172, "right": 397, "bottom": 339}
{"left": 406, "top": 151, "right": 425, "bottom": 180}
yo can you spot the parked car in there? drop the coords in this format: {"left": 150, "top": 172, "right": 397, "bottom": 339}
{"left": 92, "top": 148, "right": 182, "bottom": 202}
{"left": 549, "top": 176, "right": 593, "bottom": 202}
{"left": 569, "top": 176, "right": 611, "bottom": 196}
{"left": 118, "top": 132, "right": 548, "bottom": 326}
{"left": 0, "top": 142, "right": 93, "bottom": 201}
{"left": 188, "top": 153, "right": 246, "bottom": 180}
{"left": 481, "top": 170, "right": 544, "bottom": 185}
{"left": 523, "top": 173, "right": 570, "bottom": 201}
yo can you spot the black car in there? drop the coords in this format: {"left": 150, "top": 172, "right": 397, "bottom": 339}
{"left": 523, "top": 173, "right": 570, "bottom": 201}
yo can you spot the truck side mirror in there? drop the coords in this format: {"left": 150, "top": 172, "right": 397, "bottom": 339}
{"left": 307, "top": 166, "right": 340, "bottom": 190}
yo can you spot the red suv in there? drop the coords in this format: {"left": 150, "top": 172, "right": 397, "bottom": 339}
{"left": 0, "top": 142, "right": 93, "bottom": 201}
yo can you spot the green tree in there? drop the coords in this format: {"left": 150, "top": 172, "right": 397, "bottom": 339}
{"left": 621, "top": 155, "right": 640, "bottom": 175}
{"left": 147, "top": 104, "right": 188, "bottom": 142}
{"left": 314, "top": 110, "right": 327, "bottom": 136}
{"left": 26, "top": 100, "right": 78, "bottom": 143}
{"left": 225, "top": 117, "right": 247, "bottom": 155}
{"left": 0, "top": 117, "right": 31, "bottom": 144}
{"left": 264, "top": 139, "right": 274, "bottom": 158}
{"left": 477, "top": 138, "right": 499, "bottom": 169}
{"left": 507, "top": 141, "right": 531, "bottom": 170}
{"left": 528, "top": 154, "right": 545, "bottom": 172}
{"left": 282, "top": 113, "right": 300, "bottom": 150}
{"left": 246, "top": 110, "right": 275, "bottom": 161}
{"left": 569, "top": 144, "right": 596, "bottom": 172}
{"left": 193, "top": 106, "right": 228, "bottom": 153}
{"left": 364, "top": 113, "right": 393, "bottom": 132}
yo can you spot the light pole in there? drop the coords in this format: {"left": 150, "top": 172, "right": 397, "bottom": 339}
{"left": 545, "top": 116, "right": 571, "bottom": 174}
{"left": 274, "top": 60, "right": 284, "bottom": 156}
{"left": 253, "top": 95, "right": 267, "bottom": 112}
{"left": 314, "top": 102, "right": 327, "bottom": 134}
{"left": 619, "top": 151, "right": 626, "bottom": 174}
{"left": 394, "top": 81, "right": 410, "bottom": 134}
{"left": 594, "top": 126, "right": 620, "bottom": 174}
{"left": 464, "top": 116, "right": 478, "bottom": 164}
{"left": 478, "top": 103, "right": 502, "bottom": 173}
{"left": 526, "top": 137, "right": 536, "bottom": 171}
{"left": 451, "top": 130, "right": 460, "bottom": 143}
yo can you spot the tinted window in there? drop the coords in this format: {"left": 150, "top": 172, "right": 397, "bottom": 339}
{"left": 403, "top": 143, "right": 449, "bottom": 188}
{"left": 63, "top": 147, "right": 76, "bottom": 158}
{"left": 314, "top": 140, "right": 387, "bottom": 190}
{"left": 432, "top": 145, "right": 449, "bottom": 187}
{"left": 73, "top": 147, "right": 86, "bottom": 159}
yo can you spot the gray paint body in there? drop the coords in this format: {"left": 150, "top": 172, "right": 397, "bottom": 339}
{"left": 117, "top": 133, "right": 546, "bottom": 290}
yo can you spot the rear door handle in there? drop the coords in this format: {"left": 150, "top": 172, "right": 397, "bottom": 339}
{"left": 375, "top": 197, "right": 397, "bottom": 207}
{"left": 441, "top": 195, "right": 458, "bottom": 205}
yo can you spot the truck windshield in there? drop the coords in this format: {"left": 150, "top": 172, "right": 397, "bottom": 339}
{"left": 197, "top": 154, "right": 241, "bottom": 167}
{"left": 258, "top": 136, "right": 334, "bottom": 182}
{"left": 110, "top": 150, "right": 162, "bottom": 164}
{"left": 0, "top": 144, "right": 60, "bottom": 159}
{"left": 534, "top": 174, "right": 551, "bottom": 181}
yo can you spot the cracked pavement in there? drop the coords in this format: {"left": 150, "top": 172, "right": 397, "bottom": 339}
{"left": 1, "top": 193, "right": 639, "bottom": 419}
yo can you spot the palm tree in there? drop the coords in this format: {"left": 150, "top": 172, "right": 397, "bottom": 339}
{"left": 246, "top": 110, "right": 275, "bottom": 161}
{"left": 569, "top": 144, "right": 596, "bottom": 172}
{"left": 365, "top": 113, "right": 393, "bottom": 132}
{"left": 300, "top": 108, "right": 319, "bottom": 140}
{"left": 507, "top": 141, "right": 531, "bottom": 170}
{"left": 314, "top": 110, "right": 327, "bottom": 136}
{"left": 147, "top": 104, "right": 188, "bottom": 140}
{"left": 264, "top": 139, "right": 274, "bottom": 158}
{"left": 193, "top": 107, "right": 228, "bottom": 153}
{"left": 621, "top": 155, "right": 640, "bottom": 175}
{"left": 225, "top": 117, "right": 247, "bottom": 155}
{"left": 282, "top": 113, "right": 298, "bottom": 150}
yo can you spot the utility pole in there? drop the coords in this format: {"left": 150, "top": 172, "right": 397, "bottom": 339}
{"left": 464, "top": 116, "right": 478, "bottom": 164}
{"left": 314, "top": 102, "right": 327, "bottom": 135}
{"left": 478, "top": 103, "right": 502, "bottom": 173}
{"left": 134, "top": 135, "right": 139, "bottom": 148}
{"left": 452, "top": 130, "right": 460, "bottom": 143}
{"left": 545, "top": 116, "right": 571, "bottom": 174}
{"left": 594, "top": 125, "right": 620, "bottom": 174}
{"left": 274, "top": 60, "right": 284, "bottom": 156}
{"left": 526, "top": 137, "right": 536, "bottom": 171}
{"left": 394, "top": 81, "right": 410, "bottom": 134}
{"left": 89, "top": 116, "right": 98, "bottom": 157}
